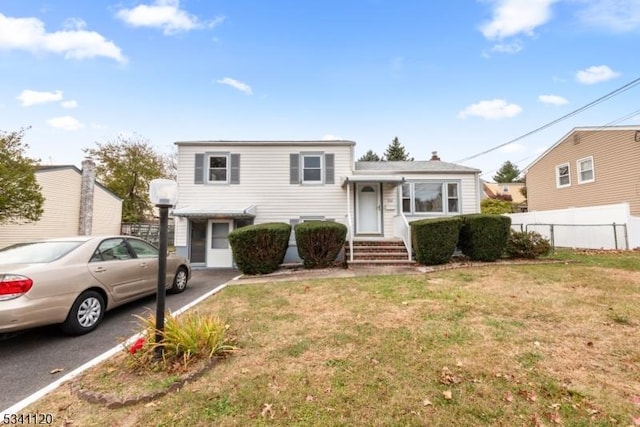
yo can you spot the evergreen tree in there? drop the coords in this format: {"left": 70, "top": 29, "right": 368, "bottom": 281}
{"left": 493, "top": 161, "right": 522, "bottom": 183}
{"left": 358, "top": 150, "right": 382, "bottom": 161}
{"left": 0, "top": 128, "right": 44, "bottom": 224}
{"left": 384, "top": 137, "right": 413, "bottom": 161}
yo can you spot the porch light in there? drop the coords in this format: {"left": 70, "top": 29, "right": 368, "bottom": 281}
{"left": 148, "top": 178, "right": 179, "bottom": 360}
{"left": 149, "top": 179, "right": 179, "bottom": 207}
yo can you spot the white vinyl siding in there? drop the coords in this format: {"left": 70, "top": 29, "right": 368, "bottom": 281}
{"left": 174, "top": 143, "right": 352, "bottom": 247}
{"left": 577, "top": 156, "right": 595, "bottom": 184}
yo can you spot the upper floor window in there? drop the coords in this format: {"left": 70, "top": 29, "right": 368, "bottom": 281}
{"left": 302, "top": 154, "right": 322, "bottom": 183}
{"left": 290, "top": 152, "right": 335, "bottom": 185}
{"left": 556, "top": 163, "right": 570, "bottom": 188}
{"left": 402, "top": 181, "right": 460, "bottom": 215}
{"left": 208, "top": 154, "right": 229, "bottom": 183}
{"left": 577, "top": 156, "right": 594, "bottom": 184}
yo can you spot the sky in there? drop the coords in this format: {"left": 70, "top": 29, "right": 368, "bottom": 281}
{"left": 1, "top": 0, "right": 639, "bottom": 180}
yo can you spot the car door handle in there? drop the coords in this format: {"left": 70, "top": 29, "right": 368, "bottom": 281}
{"left": 94, "top": 267, "right": 107, "bottom": 273}
{"left": 139, "top": 262, "right": 148, "bottom": 268}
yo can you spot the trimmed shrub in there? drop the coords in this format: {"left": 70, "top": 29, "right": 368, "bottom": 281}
{"left": 411, "top": 217, "right": 462, "bottom": 265}
{"left": 295, "top": 221, "right": 347, "bottom": 268}
{"left": 458, "top": 214, "right": 511, "bottom": 261}
{"left": 506, "top": 231, "right": 551, "bottom": 259}
{"left": 228, "top": 222, "right": 291, "bottom": 275}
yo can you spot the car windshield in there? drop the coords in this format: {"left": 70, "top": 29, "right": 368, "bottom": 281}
{"left": 0, "top": 241, "right": 85, "bottom": 264}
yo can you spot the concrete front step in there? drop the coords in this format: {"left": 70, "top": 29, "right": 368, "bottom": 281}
{"left": 347, "top": 259, "right": 417, "bottom": 267}
{"left": 349, "top": 253, "right": 410, "bottom": 260}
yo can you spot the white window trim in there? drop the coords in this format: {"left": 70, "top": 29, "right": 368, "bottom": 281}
{"left": 402, "top": 181, "right": 460, "bottom": 215}
{"left": 555, "top": 163, "right": 571, "bottom": 188}
{"left": 301, "top": 154, "right": 323, "bottom": 184}
{"left": 207, "top": 153, "right": 230, "bottom": 184}
{"left": 577, "top": 156, "right": 595, "bottom": 184}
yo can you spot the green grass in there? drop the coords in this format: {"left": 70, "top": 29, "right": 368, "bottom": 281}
{"left": 29, "top": 250, "right": 640, "bottom": 426}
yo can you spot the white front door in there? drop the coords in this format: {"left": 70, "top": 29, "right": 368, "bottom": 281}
{"left": 207, "top": 220, "right": 234, "bottom": 268}
{"left": 356, "top": 183, "right": 381, "bottom": 234}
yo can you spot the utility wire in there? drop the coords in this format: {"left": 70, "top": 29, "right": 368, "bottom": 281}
{"left": 455, "top": 75, "right": 640, "bottom": 164}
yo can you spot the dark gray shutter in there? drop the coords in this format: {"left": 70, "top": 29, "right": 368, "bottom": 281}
{"left": 194, "top": 153, "right": 204, "bottom": 184}
{"left": 325, "top": 153, "right": 335, "bottom": 184}
{"left": 290, "top": 153, "right": 300, "bottom": 184}
{"left": 230, "top": 153, "right": 240, "bottom": 184}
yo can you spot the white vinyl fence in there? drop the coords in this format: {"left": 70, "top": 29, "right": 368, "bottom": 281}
{"left": 506, "top": 203, "right": 640, "bottom": 250}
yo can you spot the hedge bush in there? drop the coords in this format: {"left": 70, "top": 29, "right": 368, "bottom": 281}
{"left": 458, "top": 214, "right": 511, "bottom": 261}
{"left": 411, "top": 217, "right": 462, "bottom": 265}
{"left": 228, "top": 222, "right": 291, "bottom": 275}
{"left": 295, "top": 221, "right": 347, "bottom": 268}
{"left": 506, "top": 231, "right": 551, "bottom": 259}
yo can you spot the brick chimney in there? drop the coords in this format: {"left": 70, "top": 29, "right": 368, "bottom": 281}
{"left": 78, "top": 158, "right": 96, "bottom": 235}
{"left": 430, "top": 151, "right": 441, "bottom": 161}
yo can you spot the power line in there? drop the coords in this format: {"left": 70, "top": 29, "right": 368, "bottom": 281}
{"left": 455, "top": 75, "right": 640, "bottom": 164}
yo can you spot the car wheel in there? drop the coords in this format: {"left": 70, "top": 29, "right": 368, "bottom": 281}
{"left": 169, "top": 267, "right": 189, "bottom": 294}
{"left": 60, "top": 291, "right": 105, "bottom": 335}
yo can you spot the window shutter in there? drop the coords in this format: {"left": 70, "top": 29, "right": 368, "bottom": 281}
{"left": 325, "top": 153, "right": 335, "bottom": 184}
{"left": 290, "top": 153, "right": 300, "bottom": 184}
{"left": 194, "top": 153, "right": 204, "bottom": 184}
{"left": 230, "top": 154, "right": 240, "bottom": 184}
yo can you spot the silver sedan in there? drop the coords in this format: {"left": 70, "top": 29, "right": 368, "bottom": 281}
{"left": 0, "top": 236, "right": 191, "bottom": 336}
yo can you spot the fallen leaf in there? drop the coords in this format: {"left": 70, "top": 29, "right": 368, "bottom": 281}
{"left": 50, "top": 368, "right": 64, "bottom": 375}
{"left": 547, "top": 411, "right": 562, "bottom": 424}
{"left": 401, "top": 301, "right": 409, "bottom": 305}
{"left": 306, "top": 395, "right": 315, "bottom": 402}
{"left": 632, "top": 396, "right": 640, "bottom": 406}
{"left": 443, "top": 390, "right": 452, "bottom": 400}
{"left": 371, "top": 358, "right": 379, "bottom": 365}
{"left": 423, "top": 398, "right": 433, "bottom": 406}
{"left": 587, "top": 341, "right": 594, "bottom": 347}
{"left": 504, "top": 391, "right": 514, "bottom": 403}
{"left": 261, "top": 403, "right": 274, "bottom": 419}
{"left": 633, "top": 415, "right": 640, "bottom": 426}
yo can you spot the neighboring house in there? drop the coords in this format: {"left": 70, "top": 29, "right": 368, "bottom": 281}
{"left": 524, "top": 126, "right": 640, "bottom": 215}
{"left": 482, "top": 181, "right": 527, "bottom": 210}
{"left": 173, "top": 141, "right": 481, "bottom": 268}
{"left": 0, "top": 159, "right": 123, "bottom": 249}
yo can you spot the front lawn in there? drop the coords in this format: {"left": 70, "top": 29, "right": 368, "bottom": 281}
{"left": 28, "top": 254, "right": 640, "bottom": 426}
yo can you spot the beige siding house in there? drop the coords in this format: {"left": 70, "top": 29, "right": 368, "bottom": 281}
{"left": 524, "top": 126, "right": 640, "bottom": 215}
{"left": 0, "top": 160, "right": 122, "bottom": 249}
{"left": 174, "top": 141, "right": 481, "bottom": 268}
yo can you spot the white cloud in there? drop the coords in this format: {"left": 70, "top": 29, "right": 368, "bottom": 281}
{"left": 577, "top": 0, "right": 640, "bottom": 32}
{"left": 322, "top": 134, "right": 342, "bottom": 141}
{"left": 538, "top": 94, "right": 569, "bottom": 105}
{"left": 61, "top": 100, "right": 78, "bottom": 109}
{"left": 17, "top": 89, "right": 63, "bottom": 106}
{"left": 216, "top": 77, "right": 252, "bottom": 95}
{"left": 47, "top": 116, "right": 84, "bottom": 131}
{"left": 489, "top": 40, "right": 524, "bottom": 54}
{"left": 480, "top": 0, "right": 558, "bottom": 40}
{"left": 499, "top": 143, "right": 525, "bottom": 153}
{"left": 576, "top": 65, "right": 620, "bottom": 84}
{"left": 0, "top": 13, "right": 126, "bottom": 63}
{"left": 458, "top": 99, "right": 523, "bottom": 120}
{"left": 116, "top": 0, "right": 224, "bottom": 35}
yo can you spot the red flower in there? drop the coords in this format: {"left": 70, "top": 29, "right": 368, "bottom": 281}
{"left": 129, "top": 337, "right": 146, "bottom": 354}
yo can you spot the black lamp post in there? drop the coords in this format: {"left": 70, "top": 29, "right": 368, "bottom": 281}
{"left": 149, "top": 179, "right": 178, "bottom": 360}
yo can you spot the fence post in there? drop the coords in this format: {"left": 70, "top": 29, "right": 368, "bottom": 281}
{"left": 550, "top": 224, "right": 555, "bottom": 253}
{"left": 613, "top": 222, "right": 618, "bottom": 250}
{"left": 624, "top": 223, "right": 629, "bottom": 250}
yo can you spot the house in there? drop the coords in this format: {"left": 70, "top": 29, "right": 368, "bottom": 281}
{"left": 482, "top": 181, "right": 527, "bottom": 210}
{"left": 524, "top": 126, "right": 640, "bottom": 215}
{"left": 173, "top": 141, "right": 482, "bottom": 268}
{"left": 0, "top": 159, "right": 123, "bottom": 249}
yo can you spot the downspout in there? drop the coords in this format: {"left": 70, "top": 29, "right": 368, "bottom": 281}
{"left": 346, "top": 180, "right": 353, "bottom": 262}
